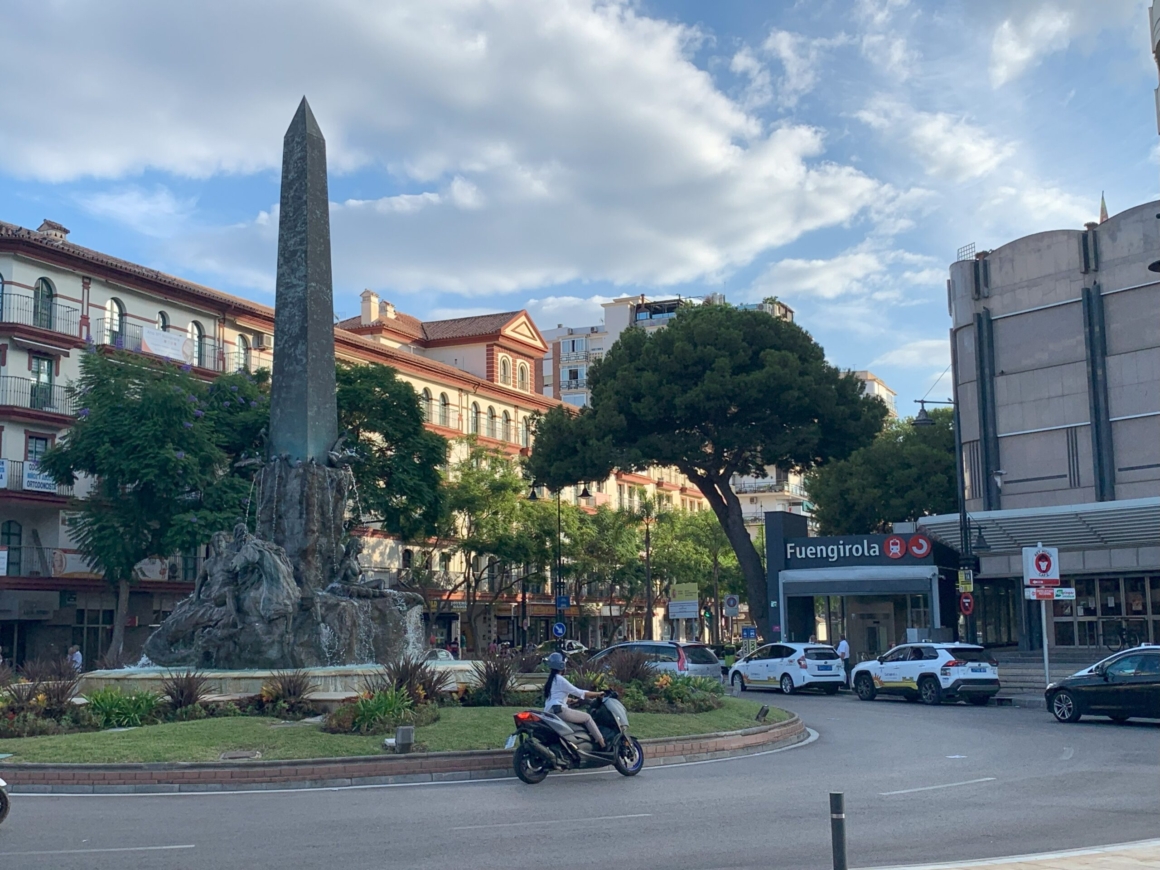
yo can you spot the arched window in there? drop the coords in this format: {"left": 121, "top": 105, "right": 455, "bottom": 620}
{"left": 402, "top": 549, "right": 413, "bottom": 570}
{"left": 33, "top": 278, "right": 54, "bottom": 330}
{"left": 486, "top": 406, "right": 497, "bottom": 439}
{"left": 520, "top": 417, "right": 530, "bottom": 448}
{"left": 499, "top": 356, "right": 511, "bottom": 386}
{"left": 189, "top": 321, "right": 207, "bottom": 368}
{"left": 106, "top": 298, "right": 127, "bottom": 347}
{"left": 420, "top": 388, "right": 432, "bottom": 422}
{"left": 439, "top": 393, "right": 451, "bottom": 427}
{"left": 157, "top": 311, "right": 170, "bottom": 332}
{"left": 1, "top": 520, "right": 21, "bottom": 576}
{"left": 235, "top": 334, "right": 251, "bottom": 372}
{"left": 517, "top": 363, "right": 529, "bottom": 391}
{"left": 470, "top": 402, "right": 480, "bottom": 435}
{"left": 502, "top": 410, "right": 512, "bottom": 443}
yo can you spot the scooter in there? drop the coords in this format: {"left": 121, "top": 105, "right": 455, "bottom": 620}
{"left": 507, "top": 690, "right": 644, "bottom": 785}
{"left": 0, "top": 775, "right": 9, "bottom": 824}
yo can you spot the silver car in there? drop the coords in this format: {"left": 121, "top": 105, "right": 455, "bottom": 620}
{"left": 587, "top": 641, "right": 721, "bottom": 679}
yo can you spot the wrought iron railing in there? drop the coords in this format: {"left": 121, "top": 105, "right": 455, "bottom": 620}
{"left": 0, "top": 376, "right": 76, "bottom": 416}
{"left": 0, "top": 458, "right": 73, "bottom": 497}
{"left": 91, "top": 317, "right": 225, "bottom": 371}
{"left": 0, "top": 290, "right": 80, "bottom": 337}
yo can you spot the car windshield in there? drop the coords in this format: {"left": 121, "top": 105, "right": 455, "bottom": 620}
{"left": 805, "top": 648, "right": 839, "bottom": 660}
{"left": 944, "top": 647, "right": 991, "bottom": 663}
{"left": 684, "top": 645, "right": 718, "bottom": 664}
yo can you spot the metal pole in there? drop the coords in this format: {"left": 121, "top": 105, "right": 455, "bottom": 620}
{"left": 644, "top": 520, "right": 653, "bottom": 641}
{"left": 1040, "top": 598, "right": 1050, "bottom": 688}
{"left": 829, "top": 792, "right": 848, "bottom": 870}
{"left": 555, "top": 491, "right": 564, "bottom": 652}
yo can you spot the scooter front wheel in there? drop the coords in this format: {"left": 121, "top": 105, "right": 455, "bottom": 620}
{"left": 613, "top": 736, "right": 644, "bottom": 777}
{"left": 0, "top": 788, "right": 9, "bottom": 825}
{"left": 513, "top": 744, "right": 549, "bottom": 784}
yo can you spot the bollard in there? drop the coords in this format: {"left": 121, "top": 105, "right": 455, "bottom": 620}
{"left": 829, "top": 792, "right": 847, "bottom": 870}
{"left": 395, "top": 725, "right": 415, "bottom": 754}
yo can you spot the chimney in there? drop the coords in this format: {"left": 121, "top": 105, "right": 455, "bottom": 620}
{"left": 36, "top": 220, "right": 70, "bottom": 242}
{"left": 360, "top": 289, "right": 379, "bottom": 326}
{"left": 381, "top": 301, "right": 397, "bottom": 320}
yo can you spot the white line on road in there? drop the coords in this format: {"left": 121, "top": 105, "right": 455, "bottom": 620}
{"left": 879, "top": 777, "right": 996, "bottom": 796}
{"left": 0, "top": 845, "right": 195, "bottom": 857}
{"left": 451, "top": 813, "right": 651, "bottom": 831}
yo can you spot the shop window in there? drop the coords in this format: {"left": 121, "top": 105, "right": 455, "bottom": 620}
{"left": 1054, "top": 621, "right": 1076, "bottom": 646}
{"left": 1125, "top": 577, "right": 1147, "bottom": 618}
{"left": 1098, "top": 578, "right": 1122, "bottom": 616}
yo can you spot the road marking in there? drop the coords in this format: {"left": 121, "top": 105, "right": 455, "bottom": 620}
{"left": 451, "top": 813, "right": 651, "bottom": 831}
{"left": 0, "top": 845, "right": 195, "bottom": 857}
{"left": 10, "top": 729, "right": 820, "bottom": 799}
{"left": 880, "top": 777, "right": 996, "bottom": 796}
{"left": 945, "top": 755, "right": 967, "bottom": 759}
{"left": 1060, "top": 747, "right": 1074, "bottom": 760}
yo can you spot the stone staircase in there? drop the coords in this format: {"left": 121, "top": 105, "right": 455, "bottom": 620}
{"left": 991, "top": 649, "right": 1103, "bottom": 694}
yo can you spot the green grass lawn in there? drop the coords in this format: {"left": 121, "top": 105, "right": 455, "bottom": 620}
{"left": 0, "top": 697, "right": 782, "bottom": 764}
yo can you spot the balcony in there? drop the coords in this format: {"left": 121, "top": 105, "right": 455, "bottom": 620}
{"left": 91, "top": 318, "right": 225, "bottom": 372}
{"left": 0, "top": 459, "right": 73, "bottom": 498}
{"left": 560, "top": 350, "right": 589, "bottom": 362}
{"left": 731, "top": 478, "right": 807, "bottom": 497}
{"left": 0, "top": 290, "right": 81, "bottom": 338}
{"left": 423, "top": 404, "right": 462, "bottom": 432}
{"left": 560, "top": 378, "right": 587, "bottom": 390}
{"left": 222, "top": 349, "right": 271, "bottom": 373}
{"left": 0, "top": 376, "right": 76, "bottom": 417}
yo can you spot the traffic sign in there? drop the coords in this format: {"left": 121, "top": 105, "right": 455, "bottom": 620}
{"left": 957, "top": 569, "right": 974, "bottom": 593}
{"left": 741, "top": 626, "right": 757, "bottom": 639}
{"left": 555, "top": 595, "right": 570, "bottom": 610}
{"left": 552, "top": 621, "right": 566, "bottom": 638}
{"left": 959, "top": 592, "right": 975, "bottom": 616}
{"left": 907, "top": 534, "right": 932, "bottom": 558}
{"left": 884, "top": 535, "right": 906, "bottom": 559}
{"left": 723, "top": 594, "right": 740, "bottom": 617}
{"left": 1024, "top": 587, "right": 1075, "bottom": 601}
{"left": 1022, "top": 545, "right": 1060, "bottom": 587}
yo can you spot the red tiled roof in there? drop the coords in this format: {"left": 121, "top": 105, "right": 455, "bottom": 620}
{"left": 421, "top": 312, "right": 522, "bottom": 342}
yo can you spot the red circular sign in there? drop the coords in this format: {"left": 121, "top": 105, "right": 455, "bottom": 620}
{"left": 884, "top": 535, "right": 907, "bottom": 559}
{"left": 959, "top": 592, "right": 975, "bottom": 616}
{"left": 908, "top": 534, "right": 932, "bottom": 558}
{"left": 1035, "top": 552, "right": 1053, "bottom": 575}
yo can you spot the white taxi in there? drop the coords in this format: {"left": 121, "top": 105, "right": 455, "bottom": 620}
{"left": 727, "top": 643, "right": 844, "bottom": 695}
{"left": 851, "top": 643, "right": 1000, "bottom": 706}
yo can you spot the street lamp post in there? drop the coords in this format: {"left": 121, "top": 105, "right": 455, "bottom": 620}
{"left": 644, "top": 517, "right": 653, "bottom": 641}
{"left": 530, "top": 483, "right": 589, "bottom": 652}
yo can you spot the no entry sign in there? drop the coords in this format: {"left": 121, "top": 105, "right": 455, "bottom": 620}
{"left": 958, "top": 592, "right": 975, "bottom": 616}
{"left": 1022, "top": 545, "right": 1060, "bottom": 587}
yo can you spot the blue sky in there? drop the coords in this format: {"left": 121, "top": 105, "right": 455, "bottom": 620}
{"left": 0, "top": 0, "right": 1155, "bottom": 408}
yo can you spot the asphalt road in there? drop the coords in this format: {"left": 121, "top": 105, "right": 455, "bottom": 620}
{"left": 1, "top": 690, "right": 1156, "bottom": 870}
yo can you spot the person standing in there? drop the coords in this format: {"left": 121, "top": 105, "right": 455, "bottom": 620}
{"left": 68, "top": 644, "right": 83, "bottom": 673}
{"left": 836, "top": 634, "right": 851, "bottom": 687}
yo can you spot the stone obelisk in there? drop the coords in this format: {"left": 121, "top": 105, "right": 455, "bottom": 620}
{"left": 257, "top": 97, "right": 347, "bottom": 598}
{"left": 269, "top": 97, "right": 338, "bottom": 462}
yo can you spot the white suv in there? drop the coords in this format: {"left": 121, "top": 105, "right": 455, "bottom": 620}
{"left": 727, "top": 643, "right": 844, "bottom": 695}
{"left": 851, "top": 643, "right": 1000, "bottom": 706}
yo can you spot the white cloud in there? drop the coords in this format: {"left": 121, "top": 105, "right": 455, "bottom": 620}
{"left": 979, "top": 174, "right": 1094, "bottom": 231}
{"left": 76, "top": 185, "right": 196, "bottom": 237}
{"left": 860, "top": 33, "right": 919, "bottom": 82}
{"left": 729, "top": 48, "right": 773, "bottom": 110}
{"left": 990, "top": 0, "right": 1141, "bottom": 88}
{"left": 854, "top": 0, "right": 910, "bottom": 29}
{"left": 855, "top": 99, "right": 1015, "bottom": 182}
{"left": 871, "top": 338, "right": 950, "bottom": 369}
{"left": 758, "top": 30, "right": 852, "bottom": 109}
{"left": 525, "top": 294, "right": 612, "bottom": 329}
{"left": 750, "top": 241, "right": 939, "bottom": 302}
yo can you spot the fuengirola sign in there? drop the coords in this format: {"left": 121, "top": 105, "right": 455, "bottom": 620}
{"left": 785, "top": 539, "right": 881, "bottom": 562}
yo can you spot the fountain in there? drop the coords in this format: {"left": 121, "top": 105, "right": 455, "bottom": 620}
{"left": 140, "top": 98, "right": 424, "bottom": 671}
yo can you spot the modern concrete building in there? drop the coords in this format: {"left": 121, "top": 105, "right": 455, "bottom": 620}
{"left": 917, "top": 202, "right": 1160, "bottom": 651}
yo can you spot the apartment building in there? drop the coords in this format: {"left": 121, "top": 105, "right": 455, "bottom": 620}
{"left": 0, "top": 218, "right": 705, "bottom": 663}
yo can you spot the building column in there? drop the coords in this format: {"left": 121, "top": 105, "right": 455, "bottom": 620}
{"left": 1081, "top": 285, "right": 1115, "bottom": 501}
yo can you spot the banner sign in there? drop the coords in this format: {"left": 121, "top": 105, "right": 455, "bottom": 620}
{"left": 23, "top": 460, "right": 57, "bottom": 493}
{"left": 141, "top": 326, "right": 193, "bottom": 363}
{"left": 671, "top": 582, "right": 699, "bottom": 603}
{"left": 668, "top": 600, "right": 699, "bottom": 619}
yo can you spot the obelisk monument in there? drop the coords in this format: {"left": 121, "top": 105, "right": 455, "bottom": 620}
{"left": 269, "top": 97, "right": 338, "bottom": 462}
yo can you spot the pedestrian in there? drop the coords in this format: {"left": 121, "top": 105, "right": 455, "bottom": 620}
{"left": 808, "top": 634, "right": 817, "bottom": 644}
{"left": 448, "top": 638, "right": 459, "bottom": 659}
{"left": 836, "top": 634, "right": 851, "bottom": 687}
{"left": 68, "top": 644, "right": 83, "bottom": 673}
{"left": 488, "top": 637, "right": 498, "bottom": 656}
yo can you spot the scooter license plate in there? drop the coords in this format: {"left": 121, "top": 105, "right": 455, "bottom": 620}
{"left": 504, "top": 734, "right": 516, "bottom": 750}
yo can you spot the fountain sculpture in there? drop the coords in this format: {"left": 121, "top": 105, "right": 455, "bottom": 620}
{"left": 143, "top": 99, "right": 423, "bottom": 669}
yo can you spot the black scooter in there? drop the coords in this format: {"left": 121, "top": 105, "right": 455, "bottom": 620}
{"left": 0, "top": 774, "right": 9, "bottom": 824}
{"left": 508, "top": 690, "right": 644, "bottom": 784}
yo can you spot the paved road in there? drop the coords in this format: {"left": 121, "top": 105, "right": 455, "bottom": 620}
{"left": 0, "top": 691, "right": 1156, "bottom": 870}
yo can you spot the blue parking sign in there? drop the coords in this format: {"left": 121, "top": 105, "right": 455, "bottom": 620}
{"left": 741, "top": 626, "right": 757, "bottom": 639}
{"left": 555, "top": 595, "right": 570, "bottom": 609}
{"left": 552, "top": 622, "right": 567, "bottom": 638}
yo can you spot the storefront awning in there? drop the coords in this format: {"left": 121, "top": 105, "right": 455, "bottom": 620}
{"left": 779, "top": 565, "right": 938, "bottom": 596}
{"left": 917, "top": 497, "right": 1160, "bottom": 555}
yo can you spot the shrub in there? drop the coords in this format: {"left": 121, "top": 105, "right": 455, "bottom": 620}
{"left": 567, "top": 666, "right": 608, "bottom": 692}
{"left": 513, "top": 650, "right": 545, "bottom": 674}
{"left": 364, "top": 655, "right": 453, "bottom": 706}
{"left": 4, "top": 679, "right": 44, "bottom": 716}
{"left": 603, "top": 649, "right": 654, "bottom": 686}
{"left": 17, "top": 657, "right": 57, "bottom": 684}
{"left": 161, "top": 670, "right": 212, "bottom": 711}
{"left": 0, "top": 711, "right": 63, "bottom": 738}
{"left": 85, "top": 688, "right": 161, "bottom": 728}
{"left": 468, "top": 655, "right": 516, "bottom": 707}
{"left": 0, "top": 662, "right": 14, "bottom": 688}
{"left": 350, "top": 688, "right": 413, "bottom": 735}
{"left": 208, "top": 701, "right": 243, "bottom": 718}
{"left": 259, "top": 670, "right": 318, "bottom": 718}
{"left": 40, "top": 671, "right": 81, "bottom": 720}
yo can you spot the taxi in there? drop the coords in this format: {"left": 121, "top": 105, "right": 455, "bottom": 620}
{"left": 728, "top": 642, "right": 844, "bottom": 695}
{"left": 851, "top": 642, "right": 1000, "bottom": 706}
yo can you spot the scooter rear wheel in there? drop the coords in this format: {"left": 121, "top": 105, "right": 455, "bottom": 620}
{"left": 513, "top": 744, "right": 549, "bottom": 784}
{"left": 613, "top": 737, "right": 644, "bottom": 777}
{"left": 0, "top": 788, "right": 9, "bottom": 825}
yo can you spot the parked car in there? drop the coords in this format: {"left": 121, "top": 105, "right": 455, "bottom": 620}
{"left": 851, "top": 643, "right": 1000, "bottom": 706}
{"left": 423, "top": 648, "right": 455, "bottom": 663}
{"left": 728, "top": 643, "right": 844, "bottom": 694}
{"left": 1047, "top": 645, "right": 1160, "bottom": 723}
{"left": 586, "top": 641, "right": 721, "bottom": 679}
{"left": 535, "top": 639, "right": 588, "bottom": 658}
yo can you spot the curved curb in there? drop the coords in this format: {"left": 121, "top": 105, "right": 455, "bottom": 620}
{"left": 858, "top": 837, "right": 1160, "bottom": 869}
{"left": 2, "top": 713, "right": 806, "bottom": 795}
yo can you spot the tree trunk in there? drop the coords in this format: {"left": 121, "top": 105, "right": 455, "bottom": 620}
{"left": 685, "top": 469, "right": 770, "bottom": 641}
{"left": 712, "top": 554, "right": 721, "bottom": 645}
{"left": 108, "top": 576, "right": 131, "bottom": 662}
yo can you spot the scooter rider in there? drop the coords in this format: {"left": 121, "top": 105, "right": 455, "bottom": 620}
{"left": 543, "top": 651, "right": 606, "bottom": 749}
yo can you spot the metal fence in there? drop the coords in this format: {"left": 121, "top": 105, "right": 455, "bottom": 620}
{"left": 0, "top": 376, "right": 76, "bottom": 415}
{"left": 0, "top": 290, "right": 80, "bottom": 337}
{"left": 91, "top": 317, "right": 225, "bottom": 372}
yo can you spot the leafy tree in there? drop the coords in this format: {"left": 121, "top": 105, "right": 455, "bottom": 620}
{"left": 39, "top": 352, "right": 256, "bottom": 658}
{"left": 572, "top": 505, "right": 643, "bottom": 644}
{"left": 806, "top": 408, "right": 956, "bottom": 535}
{"left": 336, "top": 363, "right": 447, "bottom": 539}
{"left": 528, "top": 303, "right": 886, "bottom": 641}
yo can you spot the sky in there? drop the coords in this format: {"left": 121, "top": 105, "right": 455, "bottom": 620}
{"left": 0, "top": 0, "right": 1156, "bottom": 409}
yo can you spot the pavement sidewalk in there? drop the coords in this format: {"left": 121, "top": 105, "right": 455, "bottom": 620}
{"left": 865, "top": 838, "right": 1160, "bottom": 869}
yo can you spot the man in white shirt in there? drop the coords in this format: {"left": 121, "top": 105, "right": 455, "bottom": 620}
{"left": 68, "top": 645, "right": 83, "bottom": 674}
{"left": 836, "top": 635, "right": 851, "bottom": 687}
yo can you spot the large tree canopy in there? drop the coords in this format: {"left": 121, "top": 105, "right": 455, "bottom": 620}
{"left": 528, "top": 303, "right": 886, "bottom": 641}
{"left": 807, "top": 407, "right": 957, "bottom": 535}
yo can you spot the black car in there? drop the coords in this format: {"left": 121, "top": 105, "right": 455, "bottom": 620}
{"left": 1046, "top": 646, "right": 1160, "bottom": 723}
